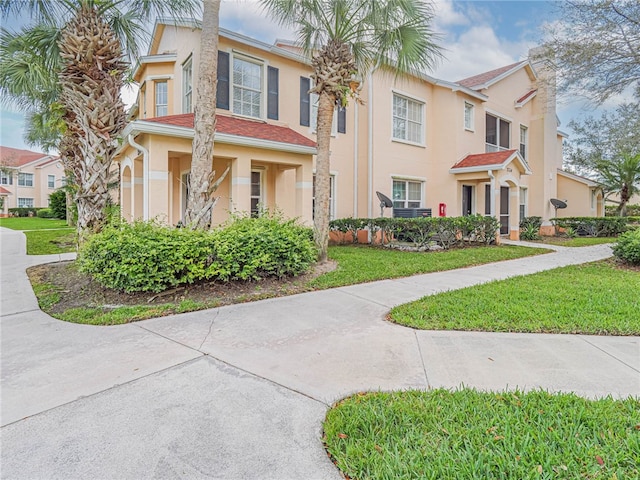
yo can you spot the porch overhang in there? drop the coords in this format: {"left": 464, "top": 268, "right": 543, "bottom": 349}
{"left": 449, "top": 149, "right": 532, "bottom": 176}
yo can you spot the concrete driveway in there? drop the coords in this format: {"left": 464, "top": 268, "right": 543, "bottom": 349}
{"left": 1, "top": 227, "right": 638, "bottom": 479}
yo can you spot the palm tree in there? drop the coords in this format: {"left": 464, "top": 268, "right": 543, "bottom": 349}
{"left": 598, "top": 154, "right": 640, "bottom": 216}
{"left": 183, "top": 0, "right": 230, "bottom": 229}
{"left": 0, "top": 0, "right": 199, "bottom": 236}
{"left": 260, "top": 0, "right": 443, "bottom": 262}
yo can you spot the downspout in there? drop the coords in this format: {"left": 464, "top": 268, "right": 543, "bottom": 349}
{"left": 367, "top": 71, "right": 373, "bottom": 219}
{"left": 353, "top": 100, "right": 359, "bottom": 217}
{"left": 128, "top": 133, "right": 149, "bottom": 220}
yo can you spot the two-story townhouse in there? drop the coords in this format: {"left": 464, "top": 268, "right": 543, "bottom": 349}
{"left": 114, "top": 18, "right": 602, "bottom": 238}
{"left": 0, "top": 146, "right": 64, "bottom": 216}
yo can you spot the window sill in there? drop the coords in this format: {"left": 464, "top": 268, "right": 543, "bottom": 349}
{"left": 391, "top": 138, "right": 426, "bottom": 148}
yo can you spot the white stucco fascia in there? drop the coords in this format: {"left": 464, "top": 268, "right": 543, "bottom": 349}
{"left": 557, "top": 169, "right": 599, "bottom": 187}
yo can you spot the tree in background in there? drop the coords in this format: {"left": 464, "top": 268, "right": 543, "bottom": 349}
{"left": 184, "top": 0, "right": 230, "bottom": 229}
{"left": 565, "top": 103, "right": 640, "bottom": 216}
{"left": 544, "top": 1, "right": 639, "bottom": 104}
{"left": 260, "top": 0, "right": 443, "bottom": 262}
{"left": 0, "top": 0, "right": 199, "bottom": 237}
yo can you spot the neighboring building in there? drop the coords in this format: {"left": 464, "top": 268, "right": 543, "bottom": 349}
{"left": 0, "top": 146, "right": 64, "bottom": 216}
{"left": 114, "top": 18, "right": 603, "bottom": 239}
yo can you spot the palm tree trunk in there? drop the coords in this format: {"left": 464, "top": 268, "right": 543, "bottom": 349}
{"left": 184, "top": 0, "right": 222, "bottom": 229}
{"left": 314, "top": 91, "right": 335, "bottom": 262}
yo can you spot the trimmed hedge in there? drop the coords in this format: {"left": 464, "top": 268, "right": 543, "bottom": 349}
{"left": 330, "top": 215, "right": 500, "bottom": 249}
{"left": 613, "top": 228, "right": 640, "bottom": 265}
{"left": 36, "top": 208, "right": 55, "bottom": 218}
{"left": 606, "top": 204, "right": 640, "bottom": 217}
{"left": 8, "top": 207, "right": 43, "bottom": 217}
{"left": 551, "top": 217, "right": 628, "bottom": 237}
{"left": 78, "top": 214, "right": 316, "bottom": 293}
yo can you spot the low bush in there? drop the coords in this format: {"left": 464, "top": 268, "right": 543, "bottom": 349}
{"left": 36, "top": 208, "right": 55, "bottom": 218}
{"left": 519, "top": 216, "right": 542, "bottom": 229}
{"left": 552, "top": 217, "right": 628, "bottom": 237}
{"left": 8, "top": 207, "right": 42, "bottom": 217}
{"left": 330, "top": 215, "right": 499, "bottom": 249}
{"left": 606, "top": 204, "right": 640, "bottom": 216}
{"left": 613, "top": 228, "right": 640, "bottom": 265}
{"left": 78, "top": 214, "right": 316, "bottom": 293}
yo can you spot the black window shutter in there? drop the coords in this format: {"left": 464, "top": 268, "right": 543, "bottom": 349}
{"left": 337, "top": 106, "right": 346, "bottom": 134}
{"left": 300, "top": 77, "right": 310, "bottom": 126}
{"left": 216, "top": 51, "right": 230, "bottom": 110}
{"left": 267, "top": 66, "right": 279, "bottom": 120}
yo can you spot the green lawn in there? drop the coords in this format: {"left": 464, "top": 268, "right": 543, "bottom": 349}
{"left": 24, "top": 229, "right": 76, "bottom": 255}
{"left": 537, "top": 236, "right": 617, "bottom": 247}
{"left": 0, "top": 217, "right": 69, "bottom": 230}
{"left": 309, "top": 245, "right": 550, "bottom": 289}
{"left": 324, "top": 389, "right": 640, "bottom": 480}
{"left": 390, "top": 261, "right": 640, "bottom": 335}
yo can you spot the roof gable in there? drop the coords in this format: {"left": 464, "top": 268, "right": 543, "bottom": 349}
{"left": 0, "top": 146, "right": 54, "bottom": 168}
{"left": 457, "top": 61, "right": 536, "bottom": 90}
{"left": 450, "top": 149, "right": 532, "bottom": 175}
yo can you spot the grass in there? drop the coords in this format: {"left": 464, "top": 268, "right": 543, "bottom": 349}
{"left": 309, "top": 245, "right": 550, "bottom": 289}
{"left": 390, "top": 261, "right": 640, "bottom": 335}
{"left": 0, "top": 217, "right": 69, "bottom": 230}
{"left": 24, "top": 228, "right": 76, "bottom": 255}
{"left": 323, "top": 389, "right": 640, "bottom": 480}
{"left": 536, "top": 236, "right": 617, "bottom": 247}
{"left": 58, "top": 299, "right": 216, "bottom": 326}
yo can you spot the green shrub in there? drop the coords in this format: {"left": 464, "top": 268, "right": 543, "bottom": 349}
{"left": 49, "top": 189, "right": 67, "bottom": 220}
{"left": 520, "top": 224, "right": 540, "bottom": 241}
{"left": 36, "top": 208, "right": 55, "bottom": 218}
{"left": 613, "top": 229, "right": 640, "bottom": 265}
{"left": 208, "top": 213, "right": 316, "bottom": 281}
{"left": 520, "top": 216, "right": 542, "bottom": 230}
{"left": 78, "top": 221, "right": 215, "bottom": 293}
{"left": 552, "top": 217, "right": 627, "bottom": 237}
{"left": 8, "top": 207, "right": 41, "bottom": 217}
{"left": 606, "top": 204, "right": 640, "bottom": 216}
{"left": 78, "top": 213, "right": 316, "bottom": 293}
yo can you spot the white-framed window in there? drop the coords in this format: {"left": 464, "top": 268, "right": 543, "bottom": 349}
{"left": 182, "top": 57, "right": 193, "bottom": 113}
{"left": 155, "top": 80, "right": 168, "bottom": 117}
{"left": 312, "top": 174, "right": 336, "bottom": 220}
{"left": 47, "top": 174, "right": 55, "bottom": 189}
{"left": 519, "top": 187, "right": 527, "bottom": 222}
{"left": 392, "top": 93, "right": 424, "bottom": 144}
{"left": 233, "top": 56, "right": 262, "bottom": 118}
{"left": 0, "top": 170, "right": 12, "bottom": 185}
{"left": 392, "top": 179, "right": 422, "bottom": 208}
{"left": 250, "top": 169, "right": 264, "bottom": 217}
{"left": 464, "top": 102, "right": 474, "bottom": 131}
{"left": 18, "top": 172, "right": 34, "bottom": 187}
{"left": 486, "top": 113, "right": 510, "bottom": 152}
{"left": 18, "top": 197, "right": 33, "bottom": 208}
{"left": 519, "top": 125, "right": 528, "bottom": 160}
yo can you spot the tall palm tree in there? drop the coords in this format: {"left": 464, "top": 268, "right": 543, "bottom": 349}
{"left": 260, "top": 0, "right": 443, "bottom": 262}
{"left": 184, "top": 0, "right": 229, "bottom": 229}
{"left": 0, "top": 0, "right": 199, "bottom": 235}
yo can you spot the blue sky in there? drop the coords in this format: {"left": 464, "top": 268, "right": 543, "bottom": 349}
{"left": 0, "top": 0, "right": 610, "bottom": 152}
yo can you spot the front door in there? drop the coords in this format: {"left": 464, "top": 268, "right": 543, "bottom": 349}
{"left": 462, "top": 185, "right": 473, "bottom": 216}
{"left": 500, "top": 186, "right": 509, "bottom": 235}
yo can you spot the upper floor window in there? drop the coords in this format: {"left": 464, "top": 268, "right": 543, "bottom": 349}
{"left": 464, "top": 102, "right": 474, "bottom": 130}
{"left": 18, "top": 172, "right": 34, "bottom": 187}
{"left": 183, "top": 57, "right": 193, "bottom": 113}
{"left": 0, "top": 171, "right": 12, "bottom": 185}
{"left": 392, "top": 179, "right": 422, "bottom": 208}
{"left": 155, "top": 81, "right": 168, "bottom": 117}
{"left": 392, "top": 93, "right": 424, "bottom": 144}
{"left": 18, "top": 197, "right": 33, "bottom": 208}
{"left": 486, "top": 113, "right": 510, "bottom": 152}
{"left": 48, "top": 175, "right": 55, "bottom": 189}
{"left": 519, "top": 125, "right": 528, "bottom": 160}
{"left": 233, "top": 57, "right": 262, "bottom": 118}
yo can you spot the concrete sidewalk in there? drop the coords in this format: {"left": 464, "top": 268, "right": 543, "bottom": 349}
{"left": 1, "top": 226, "right": 638, "bottom": 479}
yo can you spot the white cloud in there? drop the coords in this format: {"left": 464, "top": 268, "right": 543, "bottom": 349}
{"left": 220, "top": 0, "right": 296, "bottom": 43}
{"left": 432, "top": 0, "right": 469, "bottom": 28}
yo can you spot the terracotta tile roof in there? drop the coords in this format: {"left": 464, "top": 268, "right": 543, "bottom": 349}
{"left": 0, "top": 186, "right": 11, "bottom": 195}
{"left": 457, "top": 61, "right": 525, "bottom": 89}
{"left": 516, "top": 89, "right": 537, "bottom": 105}
{"left": 144, "top": 113, "right": 316, "bottom": 148}
{"left": 451, "top": 150, "right": 518, "bottom": 169}
{"left": 0, "top": 146, "right": 50, "bottom": 167}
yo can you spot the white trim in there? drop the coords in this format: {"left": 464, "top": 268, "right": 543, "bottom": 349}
{"left": 514, "top": 90, "right": 537, "bottom": 108}
{"left": 120, "top": 157, "right": 133, "bottom": 174}
{"left": 391, "top": 174, "right": 427, "bottom": 182}
{"left": 296, "top": 182, "right": 313, "bottom": 189}
{"left": 391, "top": 91, "right": 426, "bottom": 146}
{"left": 232, "top": 177, "right": 251, "bottom": 185}
{"left": 484, "top": 108, "right": 514, "bottom": 124}
{"left": 149, "top": 170, "right": 168, "bottom": 180}
{"left": 139, "top": 54, "right": 177, "bottom": 64}
{"left": 144, "top": 74, "right": 174, "bottom": 82}
{"left": 464, "top": 101, "right": 475, "bottom": 132}
{"left": 134, "top": 178, "right": 144, "bottom": 185}
{"left": 557, "top": 169, "right": 599, "bottom": 187}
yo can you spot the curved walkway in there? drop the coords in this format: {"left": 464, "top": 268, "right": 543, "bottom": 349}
{"left": 1, "top": 227, "right": 638, "bottom": 479}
